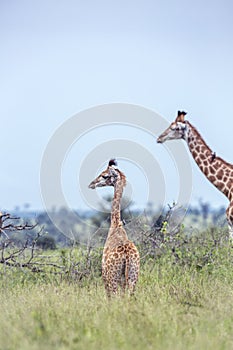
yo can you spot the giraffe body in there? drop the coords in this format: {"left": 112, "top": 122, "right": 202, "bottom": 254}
{"left": 102, "top": 234, "right": 139, "bottom": 296}
{"left": 157, "top": 111, "right": 233, "bottom": 238}
{"left": 88, "top": 159, "right": 140, "bottom": 296}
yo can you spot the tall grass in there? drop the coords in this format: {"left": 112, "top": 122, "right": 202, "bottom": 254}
{"left": 1, "top": 227, "right": 233, "bottom": 350}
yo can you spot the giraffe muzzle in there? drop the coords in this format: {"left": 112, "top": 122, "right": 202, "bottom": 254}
{"left": 157, "top": 136, "right": 163, "bottom": 143}
{"left": 88, "top": 182, "right": 96, "bottom": 189}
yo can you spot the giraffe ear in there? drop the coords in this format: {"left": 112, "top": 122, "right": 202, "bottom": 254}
{"left": 176, "top": 110, "right": 187, "bottom": 123}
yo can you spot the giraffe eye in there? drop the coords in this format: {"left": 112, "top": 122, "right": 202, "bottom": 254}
{"left": 102, "top": 175, "right": 108, "bottom": 179}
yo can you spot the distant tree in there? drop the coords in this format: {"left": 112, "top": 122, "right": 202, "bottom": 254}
{"left": 199, "top": 198, "right": 210, "bottom": 221}
{"left": 36, "top": 236, "right": 56, "bottom": 250}
{"left": 212, "top": 206, "right": 226, "bottom": 226}
{"left": 23, "top": 203, "right": 31, "bottom": 210}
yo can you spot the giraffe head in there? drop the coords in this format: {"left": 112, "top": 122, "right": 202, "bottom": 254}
{"left": 88, "top": 159, "right": 126, "bottom": 189}
{"left": 157, "top": 111, "right": 187, "bottom": 143}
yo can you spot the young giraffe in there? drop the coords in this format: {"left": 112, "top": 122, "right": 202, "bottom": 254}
{"left": 88, "top": 159, "right": 140, "bottom": 296}
{"left": 157, "top": 111, "right": 233, "bottom": 238}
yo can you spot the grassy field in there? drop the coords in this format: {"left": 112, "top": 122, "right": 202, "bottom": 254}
{"left": 1, "top": 235, "right": 233, "bottom": 350}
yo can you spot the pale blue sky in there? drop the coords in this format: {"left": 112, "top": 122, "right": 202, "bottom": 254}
{"left": 1, "top": 0, "right": 233, "bottom": 212}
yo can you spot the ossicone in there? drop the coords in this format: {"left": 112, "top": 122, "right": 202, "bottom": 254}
{"left": 108, "top": 159, "right": 117, "bottom": 167}
{"left": 177, "top": 110, "right": 187, "bottom": 117}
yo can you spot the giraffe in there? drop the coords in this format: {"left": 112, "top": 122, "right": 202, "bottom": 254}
{"left": 88, "top": 159, "right": 140, "bottom": 296}
{"left": 157, "top": 111, "right": 233, "bottom": 238}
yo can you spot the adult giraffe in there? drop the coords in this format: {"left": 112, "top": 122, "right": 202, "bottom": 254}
{"left": 157, "top": 111, "right": 233, "bottom": 238}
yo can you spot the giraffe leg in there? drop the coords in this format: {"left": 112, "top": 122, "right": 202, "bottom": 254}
{"left": 125, "top": 254, "right": 140, "bottom": 295}
{"left": 103, "top": 263, "right": 123, "bottom": 297}
{"left": 226, "top": 204, "right": 233, "bottom": 240}
{"left": 102, "top": 265, "right": 114, "bottom": 297}
{"left": 103, "top": 276, "right": 117, "bottom": 297}
{"left": 127, "top": 266, "right": 139, "bottom": 295}
{"left": 228, "top": 225, "right": 233, "bottom": 240}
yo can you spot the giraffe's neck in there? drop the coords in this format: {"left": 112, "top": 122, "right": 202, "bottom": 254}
{"left": 185, "top": 121, "right": 233, "bottom": 200}
{"left": 104, "top": 178, "right": 128, "bottom": 247}
{"left": 110, "top": 178, "right": 124, "bottom": 227}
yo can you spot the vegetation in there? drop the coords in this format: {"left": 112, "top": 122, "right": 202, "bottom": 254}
{"left": 0, "top": 204, "right": 232, "bottom": 350}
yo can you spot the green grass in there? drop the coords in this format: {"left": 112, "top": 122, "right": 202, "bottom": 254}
{"left": 1, "top": 250, "right": 233, "bottom": 350}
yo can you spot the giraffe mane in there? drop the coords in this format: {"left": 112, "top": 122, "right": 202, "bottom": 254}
{"left": 187, "top": 121, "right": 212, "bottom": 152}
{"left": 187, "top": 121, "right": 233, "bottom": 169}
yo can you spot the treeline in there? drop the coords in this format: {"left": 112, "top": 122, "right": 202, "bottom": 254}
{"left": 7, "top": 200, "right": 226, "bottom": 249}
